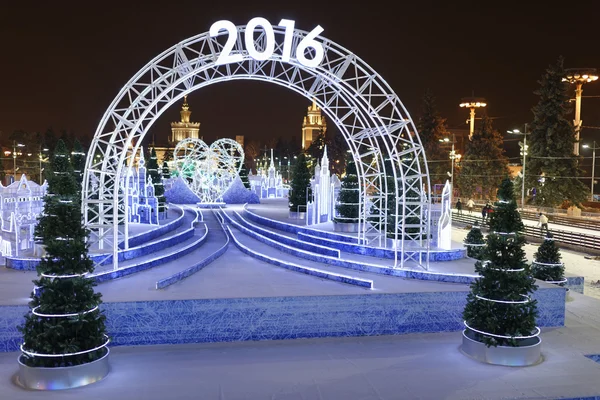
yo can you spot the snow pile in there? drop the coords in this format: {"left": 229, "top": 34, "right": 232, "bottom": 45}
{"left": 164, "top": 177, "right": 201, "bottom": 204}
{"left": 222, "top": 176, "right": 260, "bottom": 205}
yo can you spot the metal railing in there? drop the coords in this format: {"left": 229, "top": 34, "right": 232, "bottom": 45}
{"left": 451, "top": 212, "right": 600, "bottom": 253}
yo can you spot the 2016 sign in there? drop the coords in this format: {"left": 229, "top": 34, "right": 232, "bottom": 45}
{"left": 209, "top": 18, "right": 324, "bottom": 68}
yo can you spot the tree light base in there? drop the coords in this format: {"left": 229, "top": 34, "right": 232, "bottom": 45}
{"left": 461, "top": 330, "right": 542, "bottom": 367}
{"left": 17, "top": 348, "right": 110, "bottom": 390}
{"left": 333, "top": 222, "right": 361, "bottom": 233}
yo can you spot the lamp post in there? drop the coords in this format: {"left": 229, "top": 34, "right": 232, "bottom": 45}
{"left": 508, "top": 124, "right": 530, "bottom": 211}
{"left": 583, "top": 141, "right": 599, "bottom": 201}
{"left": 439, "top": 134, "right": 458, "bottom": 204}
{"left": 563, "top": 68, "right": 598, "bottom": 155}
{"left": 459, "top": 97, "right": 487, "bottom": 140}
{"left": 12, "top": 140, "right": 25, "bottom": 182}
{"left": 39, "top": 146, "right": 49, "bottom": 183}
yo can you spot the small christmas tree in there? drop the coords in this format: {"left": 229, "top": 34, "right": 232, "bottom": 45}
{"left": 289, "top": 153, "right": 311, "bottom": 212}
{"left": 532, "top": 233, "right": 565, "bottom": 285}
{"left": 464, "top": 222, "right": 485, "bottom": 259}
{"left": 334, "top": 160, "right": 360, "bottom": 223}
{"left": 19, "top": 140, "right": 107, "bottom": 367}
{"left": 463, "top": 178, "right": 538, "bottom": 347}
{"left": 161, "top": 161, "right": 171, "bottom": 180}
{"left": 147, "top": 147, "right": 166, "bottom": 213}
{"left": 239, "top": 164, "right": 251, "bottom": 189}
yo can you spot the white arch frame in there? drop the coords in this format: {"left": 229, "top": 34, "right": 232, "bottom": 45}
{"left": 82, "top": 24, "right": 431, "bottom": 269}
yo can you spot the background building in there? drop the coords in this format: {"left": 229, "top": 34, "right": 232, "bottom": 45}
{"left": 154, "top": 96, "right": 201, "bottom": 163}
{"left": 301, "top": 100, "right": 327, "bottom": 149}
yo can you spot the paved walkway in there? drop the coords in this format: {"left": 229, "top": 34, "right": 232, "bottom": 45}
{"left": 1, "top": 291, "right": 600, "bottom": 399}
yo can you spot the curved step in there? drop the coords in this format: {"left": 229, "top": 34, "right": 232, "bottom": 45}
{"left": 229, "top": 210, "right": 340, "bottom": 257}
{"left": 220, "top": 210, "right": 340, "bottom": 261}
{"left": 92, "top": 208, "right": 207, "bottom": 282}
{"left": 155, "top": 210, "right": 229, "bottom": 289}
{"left": 229, "top": 210, "right": 474, "bottom": 285}
{"left": 223, "top": 219, "right": 372, "bottom": 289}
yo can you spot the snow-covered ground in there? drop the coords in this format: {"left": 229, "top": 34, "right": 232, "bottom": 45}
{"left": 452, "top": 226, "right": 600, "bottom": 299}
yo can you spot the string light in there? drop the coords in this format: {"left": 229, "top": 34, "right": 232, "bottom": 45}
{"left": 32, "top": 305, "right": 99, "bottom": 318}
{"left": 464, "top": 321, "right": 541, "bottom": 340}
{"left": 21, "top": 335, "right": 110, "bottom": 358}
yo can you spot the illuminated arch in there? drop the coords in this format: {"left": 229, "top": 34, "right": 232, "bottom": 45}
{"left": 83, "top": 23, "right": 431, "bottom": 268}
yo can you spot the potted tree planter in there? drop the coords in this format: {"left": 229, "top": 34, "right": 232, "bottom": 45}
{"left": 17, "top": 140, "right": 110, "bottom": 390}
{"left": 461, "top": 178, "right": 541, "bottom": 366}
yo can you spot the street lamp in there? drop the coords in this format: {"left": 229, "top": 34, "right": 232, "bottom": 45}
{"left": 562, "top": 68, "right": 598, "bottom": 155}
{"left": 583, "top": 141, "right": 599, "bottom": 201}
{"left": 508, "top": 124, "right": 530, "bottom": 210}
{"left": 12, "top": 140, "right": 25, "bottom": 182}
{"left": 39, "top": 146, "right": 49, "bottom": 183}
{"left": 459, "top": 97, "right": 487, "bottom": 140}
{"left": 439, "top": 134, "right": 458, "bottom": 204}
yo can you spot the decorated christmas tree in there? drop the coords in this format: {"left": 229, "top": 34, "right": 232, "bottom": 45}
{"left": 532, "top": 233, "right": 565, "bottom": 285}
{"left": 289, "top": 153, "right": 311, "bottom": 212}
{"left": 71, "top": 138, "right": 86, "bottom": 185}
{"left": 239, "top": 163, "right": 251, "bottom": 189}
{"left": 161, "top": 161, "right": 171, "bottom": 180}
{"left": 464, "top": 222, "right": 485, "bottom": 259}
{"left": 463, "top": 178, "right": 538, "bottom": 347}
{"left": 334, "top": 160, "right": 360, "bottom": 223}
{"left": 19, "top": 140, "right": 108, "bottom": 367}
{"left": 147, "top": 147, "right": 166, "bottom": 213}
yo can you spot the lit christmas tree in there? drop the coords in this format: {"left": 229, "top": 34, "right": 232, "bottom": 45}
{"left": 161, "top": 160, "right": 171, "bottom": 180}
{"left": 334, "top": 160, "right": 359, "bottom": 223}
{"left": 19, "top": 139, "right": 108, "bottom": 367}
{"left": 532, "top": 233, "right": 565, "bottom": 285}
{"left": 464, "top": 222, "right": 485, "bottom": 259}
{"left": 289, "top": 153, "right": 311, "bottom": 212}
{"left": 463, "top": 178, "right": 538, "bottom": 347}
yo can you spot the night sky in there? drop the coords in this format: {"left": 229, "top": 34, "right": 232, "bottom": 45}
{"left": 2, "top": 1, "right": 600, "bottom": 159}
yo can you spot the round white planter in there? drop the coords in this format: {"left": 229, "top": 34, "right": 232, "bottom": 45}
{"left": 17, "top": 348, "right": 110, "bottom": 390}
{"left": 333, "top": 222, "right": 360, "bottom": 233}
{"left": 461, "top": 330, "right": 542, "bottom": 366}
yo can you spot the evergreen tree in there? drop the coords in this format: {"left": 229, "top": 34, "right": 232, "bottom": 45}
{"left": 147, "top": 147, "right": 166, "bottom": 213}
{"left": 416, "top": 90, "right": 451, "bottom": 185}
{"left": 527, "top": 56, "right": 588, "bottom": 207}
{"left": 161, "top": 161, "right": 171, "bottom": 180}
{"left": 463, "top": 178, "right": 538, "bottom": 347}
{"left": 532, "top": 233, "right": 565, "bottom": 284}
{"left": 334, "top": 160, "right": 360, "bottom": 223}
{"left": 289, "top": 153, "right": 311, "bottom": 212}
{"left": 306, "top": 131, "right": 327, "bottom": 160}
{"left": 457, "top": 115, "right": 509, "bottom": 199}
{"left": 162, "top": 148, "right": 173, "bottom": 163}
{"left": 19, "top": 140, "right": 107, "bottom": 367}
{"left": 239, "top": 164, "right": 251, "bottom": 189}
{"left": 464, "top": 222, "right": 485, "bottom": 259}
{"left": 71, "top": 138, "right": 86, "bottom": 186}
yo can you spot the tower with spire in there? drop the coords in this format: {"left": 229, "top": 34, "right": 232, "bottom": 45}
{"left": 169, "top": 95, "right": 201, "bottom": 145}
{"left": 301, "top": 99, "right": 327, "bottom": 149}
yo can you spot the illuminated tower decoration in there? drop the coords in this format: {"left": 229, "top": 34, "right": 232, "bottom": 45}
{"left": 562, "top": 68, "right": 598, "bottom": 156}
{"left": 170, "top": 95, "right": 201, "bottom": 145}
{"left": 302, "top": 99, "right": 327, "bottom": 149}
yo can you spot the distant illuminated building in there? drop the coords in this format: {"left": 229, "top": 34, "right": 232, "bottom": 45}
{"left": 236, "top": 135, "right": 244, "bottom": 148}
{"left": 170, "top": 95, "right": 201, "bottom": 144}
{"left": 155, "top": 96, "right": 202, "bottom": 164}
{"left": 302, "top": 99, "right": 327, "bottom": 149}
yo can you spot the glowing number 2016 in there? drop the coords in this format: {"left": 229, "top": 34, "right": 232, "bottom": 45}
{"left": 209, "top": 18, "right": 325, "bottom": 68}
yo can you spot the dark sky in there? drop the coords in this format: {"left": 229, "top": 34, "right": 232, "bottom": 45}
{"left": 1, "top": 0, "right": 600, "bottom": 157}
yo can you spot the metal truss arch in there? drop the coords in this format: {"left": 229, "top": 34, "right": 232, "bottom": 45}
{"left": 83, "top": 24, "right": 431, "bottom": 269}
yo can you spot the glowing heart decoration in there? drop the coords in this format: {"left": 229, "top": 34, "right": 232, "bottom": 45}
{"left": 173, "top": 138, "right": 244, "bottom": 203}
